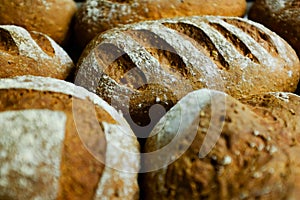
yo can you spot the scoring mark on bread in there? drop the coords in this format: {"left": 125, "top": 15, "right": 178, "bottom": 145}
{"left": 96, "top": 42, "right": 147, "bottom": 90}
{"left": 29, "top": 32, "right": 55, "bottom": 57}
{"left": 223, "top": 18, "right": 279, "bottom": 57}
{"left": 0, "top": 25, "right": 51, "bottom": 61}
{"left": 126, "top": 29, "right": 189, "bottom": 77}
{"left": 163, "top": 22, "right": 230, "bottom": 70}
{"left": 208, "top": 22, "right": 259, "bottom": 64}
{"left": 0, "top": 29, "right": 19, "bottom": 56}
{"left": 131, "top": 23, "right": 222, "bottom": 88}
{"left": 95, "top": 31, "right": 190, "bottom": 94}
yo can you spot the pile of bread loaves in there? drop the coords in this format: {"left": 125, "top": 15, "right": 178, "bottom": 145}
{"left": 0, "top": 0, "right": 299, "bottom": 199}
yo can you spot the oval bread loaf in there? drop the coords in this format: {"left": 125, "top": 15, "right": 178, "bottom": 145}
{"left": 142, "top": 89, "right": 300, "bottom": 199}
{"left": 75, "top": 16, "right": 300, "bottom": 137}
{"left": 248, "top": 0, "right": 300, "bottom": 57}
{"left": 74, "top": 0, "right": 247, "bottom": 47}
{"left": 0, "top": 75, "right": 140, "bottom": 200}
{"left": 0, "top": 0, "right": 77, "bottom": 44}
{"left": 0, "top": 25, "right": 74, "bottom": 80}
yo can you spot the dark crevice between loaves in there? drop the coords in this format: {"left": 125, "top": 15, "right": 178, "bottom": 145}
{"left": 223, "top": 19, "right": 279, "bottom": 57}
{"left": 0, "top": 29, "right": 19, "bottom": 55}
{"left": 126, "top": 29, "right": 189, "bottom": 77}
{"left": 163, "top": 22, "right": 230, "bottom": 70}
{"left": 96, "top": 43, "right": 147, "bottom": 90}
{"left": 29, "top": 32, "right": 55, "bottom": 57}
{"left": 209, "top": 22, "right": 260, "bottom": 64}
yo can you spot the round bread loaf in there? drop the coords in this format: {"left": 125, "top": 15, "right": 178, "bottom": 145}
{"left": 0, "top": 25, "right": 74, "bottom": 80}
{"left": 74, "top": 0, "right": 247, "bottom": 48}
{"left": 0, "top": 0, "right": 77, "bottom": 45}
{"left": 0, "top": 75, "right": 140, "bottom": 200}
{"left": 75, "top": 15, "right": 300, "bottom": 138}
{"left": 248, "top": 0, "right": 300, "bottom": 57}
{"left": 141, "top": 89, "right": 300, "bottom": 199}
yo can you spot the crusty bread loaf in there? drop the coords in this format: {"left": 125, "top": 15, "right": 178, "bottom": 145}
{"left": 0, "top": 0, "right": 77, "bottom": 45}
{"left": 74, "top": 0, "right": 247, "bottom": 47}
{"left": 0, "top": 25, "right": 74, "bottom": 80}
{"left": 75, "top": 16, "right": 300, "bottom": 137}
{"left": 0, "top": 75, "right": 139, "bottom": 200}
{"left": 141, "top": 89, "right": 300, "bottom": 199}
{"left": 248, "top": 0, "right": 300, "bottom": 57}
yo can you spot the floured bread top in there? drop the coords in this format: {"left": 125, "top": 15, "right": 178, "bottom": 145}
{"left": 74, "top": 0, "right": 247, "bottom": 47}
{"left": 0, "top": 75, "right": 140, "bottom": 199}
{"left": 0, "top": 0, "right": 77, "bottom": 44}
{"left": 0, "top": 109, "right": 66, "bottom": 199}
{"left": 143, "top": 88, "right": 300, "bottom": 199}
{"left": 76, "top": 15, "right": 300, "bottom": 135}
{"left": 0, "top": 75, "right": 122, "bottom": 123}
{"left": 0, "top": 25, "right": 74, "bottom": 79}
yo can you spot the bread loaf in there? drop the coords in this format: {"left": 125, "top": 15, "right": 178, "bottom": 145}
{"left": 75, "top": 16, "right": 300, "bottom": 137}
{"left": 0, "top": 0, "right": 77, "bottom": 45}
{"left": 0, "top": 25, "right": 74, "bottom": 80}
{"left": 248, "top": 0, "right": 300, "bottom": 57}
{"left": 141, "top": 89, "right": 300, "bottom": 199}
{"left": 0, "top": 75, "right": 140, "bottom": 200}
{"left": 74, "top": 0, "right": 247, "bottom": 47}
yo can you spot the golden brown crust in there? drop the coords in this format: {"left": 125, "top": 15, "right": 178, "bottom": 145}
{"left": 74, "top": 0, "right": 247, "bottom": 47}
{"left": 142, "top": 89, "right": 300, "bottom": 199}
{"left": 0, "top": 76, "right": 140, "bottom": 200}
{"left": 0, "top": 89, "right": 109, "bottom": 199}
{"left": 75, "top": 16, "right": 300, "bottom": 137}
{"left": 0, "top": 0, "right": 77, "bottom": 44}
{"left": 0, "top": 25, "right": 74, "bottom": 80}
{"left": 248, "top": 0, "right": 300, "bottom": 57}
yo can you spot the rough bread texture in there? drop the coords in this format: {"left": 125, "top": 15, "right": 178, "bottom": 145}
{"left": 75, "top": 16, "right": 300, "bottom": 137}
{"left": 248, "top": 0, "right": 300, "bottom": 57}
{"left": 74, "top": 0, "right": 247, "bottom": 47}
{"left": 0, "top": 25, "right": 74, "bottom": 80}
{"left": 0, "top": 0, "right": 77, "bottom": 44}
{"left": 0, "top": 76, "right": 140, "bottom": 200}
{"left": 142, "top": 89, "right": 300, "bottom": 199}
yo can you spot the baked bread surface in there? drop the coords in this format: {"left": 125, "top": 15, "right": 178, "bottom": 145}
{"left": 0, "top": 75, "right": 140, "bottom": 200}
{"left": 74, "top": 0, "right": 247, "bottom": 47}
{"left": 142, "top": 89, "right": 300, "bottom": 199}
{"left": 75, "top": 16, "right": 300, "bottom": 136}
{"left": 0, "top": 25, "right": 74, "bottom": 80}
{"left": 0, "top": 0, "right": 77, "bottom": 44}
{"left": 248, "top": 0, "right": 300, "bottom": 57}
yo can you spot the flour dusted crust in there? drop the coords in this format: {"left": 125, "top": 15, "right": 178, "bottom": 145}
{"left": 142, "top": 89, "right": 300, "bottom": 199}
{"left": 0, "top": 110, "right": 66, "bottom": 199}
{"left": 0, "top": 75, "right": 140, "bottom": 199}
{"left": 0, "top": 25, "right": 74, "bottom": 79}
{"left": 248, "top": 0, "right": 300, "bottom": 57}
{"left": 0, "top": 0, "right": 77, "bottom": 44}
{"left": 76, "top": 15, "right": 300, "bottom": 136}
{"left": 74, "top": 0, "right": 247, "bottom": 47}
